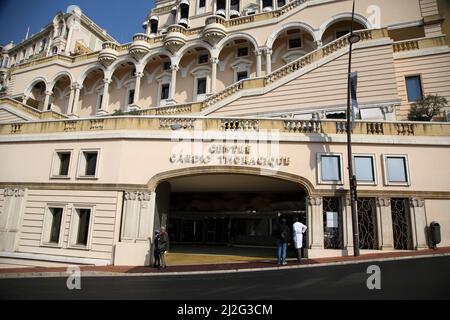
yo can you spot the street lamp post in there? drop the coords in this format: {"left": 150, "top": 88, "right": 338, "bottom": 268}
{"left": 347, "top": 0, "right": 360, "bottom": 257}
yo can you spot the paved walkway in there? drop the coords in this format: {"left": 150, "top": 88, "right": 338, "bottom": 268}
{"left": 0, "top": 247, "right": 449, "bottom": 277}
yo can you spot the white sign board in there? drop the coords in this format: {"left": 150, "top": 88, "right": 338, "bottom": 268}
{"left": 326, "top": 212, "right": 338, "bottom": 228}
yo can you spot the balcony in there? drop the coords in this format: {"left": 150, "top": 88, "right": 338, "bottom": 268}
{"left": 203, "top": 15, "right": 227, "bottom": 46}
{"left": 129, "top": 33, "right": 152, "bottom": 60}
{"left": 164, "top": 25, "right": 187, "bottom": 54}
{"left": 98, "top": 41, "right": 119, "bottom": 66}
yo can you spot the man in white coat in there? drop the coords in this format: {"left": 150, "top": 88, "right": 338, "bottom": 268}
{"left": 293, "top": 217, "right": 307, "bottom": 262}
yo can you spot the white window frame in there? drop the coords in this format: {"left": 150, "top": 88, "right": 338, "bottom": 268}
{"left": 382, "top": 154, "right": 411, "bottom": 186}
{"left": 231, "top": 58, "right": 253, "bottom": 82}
{"left": 353, "top": 153, "right": 377, "bottom": 186}
{"left": 317, "top": 152, "right": 344, "bottom": 185}
{"left": 67, "top": 205, "right": 95, "bottom": 250}
{"left": 40, "top": 204, "right": 67, "bottom": 248}
{"left": 197, "top": 0, "right": 206, "bottom": 15}
{"left": 50, "top": 149, "right": 73, "bottom": 179}
{"left": 123, "top": 78, "right": 136, "bottom": 111}
{"left": 76, "top": 148, "right": 101, "bottom": 180}
{"left": 191, "top": 66, "right": 211, "bottom": 102}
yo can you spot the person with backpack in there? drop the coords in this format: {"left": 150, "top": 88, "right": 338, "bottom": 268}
{"left": 274, "top": 216, "right": 291, "bottom": 265}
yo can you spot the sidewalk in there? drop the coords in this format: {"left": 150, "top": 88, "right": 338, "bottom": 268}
{"left": 1, "top": 247, "right": 449, "bottom": 278}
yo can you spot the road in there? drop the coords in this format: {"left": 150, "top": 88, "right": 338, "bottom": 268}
{"left": 1, "top": 255, "right": 449, "bottom": 300}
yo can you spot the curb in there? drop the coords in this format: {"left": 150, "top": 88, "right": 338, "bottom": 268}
{"left": 1, "top": 252, "right": 449, "bottom": 279}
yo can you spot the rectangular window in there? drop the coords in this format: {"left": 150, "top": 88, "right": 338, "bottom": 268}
{"left": 237, "top": 71, "right": 248, "bottom": 82}
{"left": 76, "top": 209, "right": 91, "bottom": 246}
{"left": 405, "top": 76, "right": 423, "bottom": 102}
{"left": 197, "top": 78, "right": 207, "bottom": 94}
{"left": 278, "top": 0, "right": 286, "bottom": 7}
{"left": 385, "top": 155, "right": 409, "bottom": 185}
{"left": 318, "top": 154, "right": 343, "bottom": 184}
{"left": 161, "top": 84, "right": 170, "bottom": 100}
{"left": 288, "top": 38, "right": 302, "bottom": 49}
{"left": 128, "top": 89, "right": 135, "bottom": 105}
{"left": 77, "top": 150, "right": 99, "bottom": 178}
{"left": 354, "top": 155, "right": 376, "bottom": 184}
{"left": 198, "top": 54, "right": 209, "bottom": 64}
{"left": 237, "top": 47, "right": 249, "bottom": 57}
{"left": 199, "top": 0, "right": 206, "bottom": 8}
{"left": 51, "top": 150, "right": 72, "bottom": 178}
{"left": 49, "top": 208, "right": 63, "bottom": 244}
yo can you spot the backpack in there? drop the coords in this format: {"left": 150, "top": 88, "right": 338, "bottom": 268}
{"left": 280, "top": 229, "right": 288, "bottom": 242}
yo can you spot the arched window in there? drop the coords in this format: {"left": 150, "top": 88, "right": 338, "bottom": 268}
{"left": 52, "top": 47, "right": 58, "bottom": 54}
{"left": 230, "top": 0, "right": 240, "bottom": 18}
{"left": 216, "top": 0, "right": 226, "bottom": 17}
{"left": 150, "top": 16, "right": 159, "bottom": 34}
{"left": 262, "top": 0, "right": 273, "bottom": 11}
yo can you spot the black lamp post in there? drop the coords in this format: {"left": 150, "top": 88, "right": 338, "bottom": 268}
{"left": 346, "top": 0, "right": 360, "bottom": 257}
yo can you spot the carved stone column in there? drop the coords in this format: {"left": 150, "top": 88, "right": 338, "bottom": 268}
{"left": 167, "top": 64, "right": 179, "bottom": 104}
{"left": 0, "top": 188, "right": 26, "bottom": 252}
{"left": 210, "top": 57, "right": 218, "bottom": 93}
{"left": 307, "top": 196, "right": 324, "bottom": 249}
{"left": 376, "top": 197, "right": 394, "bottom": 250}
{"left": 264, "top": 48, "right": 272, "bottom": 75}
{"left": 131, "top": 72, "right": 144, "bottom": 109}
{"left": 121, "top": 191, "right": 155, "bottom": 243}
{"left": 342, "top": 196, "right": 354, "bottom": 252}
{"left": 70, "top": 83, "right": 82, "bottom": 116}
{"left": 99, "top": 78, "right": 111, "bottom": 115}
{"left": 43, "top": 90, "right": 53, "bottom": 111}
{"left": 255, "top": 49, "right": 262, "bottom": 77}
{"left": 409, "top": 198, "right": 428, "bottom": 250}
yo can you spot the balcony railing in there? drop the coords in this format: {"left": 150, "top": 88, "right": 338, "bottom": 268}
{"left": 1, "top": 115, "right": 449, "bottom": 138}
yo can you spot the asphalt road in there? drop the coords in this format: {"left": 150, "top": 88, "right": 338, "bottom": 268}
{"left": 1, "top": 255, "right": 449, "bottom": 300}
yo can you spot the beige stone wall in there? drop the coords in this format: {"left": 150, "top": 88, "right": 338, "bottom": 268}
{"left": 425, "top": 199, "right": 450, "bottom": 246}
{"left": 394, "top": 51, "right": 450, "bottom": 120}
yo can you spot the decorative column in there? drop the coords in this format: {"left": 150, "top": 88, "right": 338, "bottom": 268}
{"left": 167, "top": 64, "right": 179, "bottom": 104}
{"left": 99, "top": 78, "right": 111, "bottom": 115}
{"left": 376, "top": 197, "right": 394, "bottom": 250}
{"left": 382, "top": 105, "right": 396, "bottom": 121}
{"left": 314, "top": 40, "right": 323, "bottom": 48}
{"left": 70, "top": 83, "right": 82, "bottom": 117}
{"left": 255, "top": 49, "right": 262, "bottom": 77}
{"left": 121, "top": 191, "right": 155, "bottom": 243}
{"left": 409, "top": 198, "right": 428, "bottom": 250}
{"left": 66, "top": 84, "right": 75, "bottom": 114}
{"left": 0, "top": 188, "right": 26, "bottom": 252}
{"left": 43, "top": 90, "right": 53, "bottom": 111}
{"left": 307, "top": 196, "right": 324, "bottom": 250}
{"left": 264, "top": 48, "right": 272, "bottom": 75}
{"left": 210, "top": 57, "right": 218, "bottom": 93}
{"left": 342, "top": 196, "right": 354, "bottom": 253}
{"left": 131, "top": 72, "right": 144, "bottom": 110}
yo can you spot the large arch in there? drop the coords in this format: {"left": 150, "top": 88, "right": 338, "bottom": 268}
{"left": 107, "top": 57, "right": 139, "bottom": 76}
{"left": 147, "top": 166, "right": 315, "bottom": 195}
{"left": 318, "top": 12, "right": 372, "bottom": 40}
{"left": 49, "top": 71, "right": 73, "bottom": 91}
{"left": 216, "top": 32, "right": 259, "bottom": 54}
{"left": 77, "top": 63, "right": 106, "bottom": 85}
{"left": 265, "top": 21, "right": 318, "bottom": 49}
{"left": 173, "top": 40, "right": 214, "bottom": 64}
{"left": 141, "top": 48, "right": 174, "bottom": 68}
{"left": 24, "top": 77, "right": 49, "bottom": 97}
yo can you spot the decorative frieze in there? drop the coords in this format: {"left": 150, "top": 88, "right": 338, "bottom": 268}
{"left": 308, "top": 196, "right": 322, "bottom": 206}
{"left": 410, "top": 197, "right": 425, "bottom": 208}
{"left": 124, "top": 191, "right": 151, "bottom": 201}
{"left": 376, "top": 197, "right": 391, "bottom": 207}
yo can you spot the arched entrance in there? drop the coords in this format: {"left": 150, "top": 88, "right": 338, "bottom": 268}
{"left": 149, "top": 167, "right": 311, "bottom": 258}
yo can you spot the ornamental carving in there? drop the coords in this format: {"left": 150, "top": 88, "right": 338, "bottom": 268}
{"left": 376, "top": 197, "right": 391, "bottom": 207}
{"left": 125, "top": 191, "right": 152, "bottom": 202}
{"left": 410, "top": 197, "right": 425, "bottom": 208}
{"left": 4, "top": 188, "right": 25, "bottom": 197}
{"left": 308, "top": 196, "right": 322, "bottom": 206}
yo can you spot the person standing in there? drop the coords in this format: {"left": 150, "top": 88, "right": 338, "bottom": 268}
{"left": 159, "top": 227, "right": 169, "bottom": 269}
{"left": 274, "top": 216, "right": 290, "bottom": 265}
{"left": 293, "top": 217, "right": 307, "bottom": 263}
{"left": 153, "top": 230, "right": 161, "bottom": 268}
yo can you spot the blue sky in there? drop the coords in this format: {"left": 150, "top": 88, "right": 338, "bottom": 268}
{"left": 0, "top": 0, "right": 155, "bottom": 45}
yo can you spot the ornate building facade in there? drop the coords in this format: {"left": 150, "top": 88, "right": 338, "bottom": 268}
{"left": 0, "top": 0, "right": 449, "bottom": 267}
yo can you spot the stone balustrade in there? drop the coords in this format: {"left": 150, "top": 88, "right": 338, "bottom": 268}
{"left": 393, "top": 35, "right": 447, "bottom": 53}
{"left": 1, "top": 115, "right": 448, "bottom": 138}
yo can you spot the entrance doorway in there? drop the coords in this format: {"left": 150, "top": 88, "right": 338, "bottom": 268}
{"left": 155, "top": 173, "right": 308, "bottom": 255}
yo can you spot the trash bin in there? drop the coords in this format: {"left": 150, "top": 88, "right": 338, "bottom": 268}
{"left": 430, "top": 221, "right": 441, "bottom": 249}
